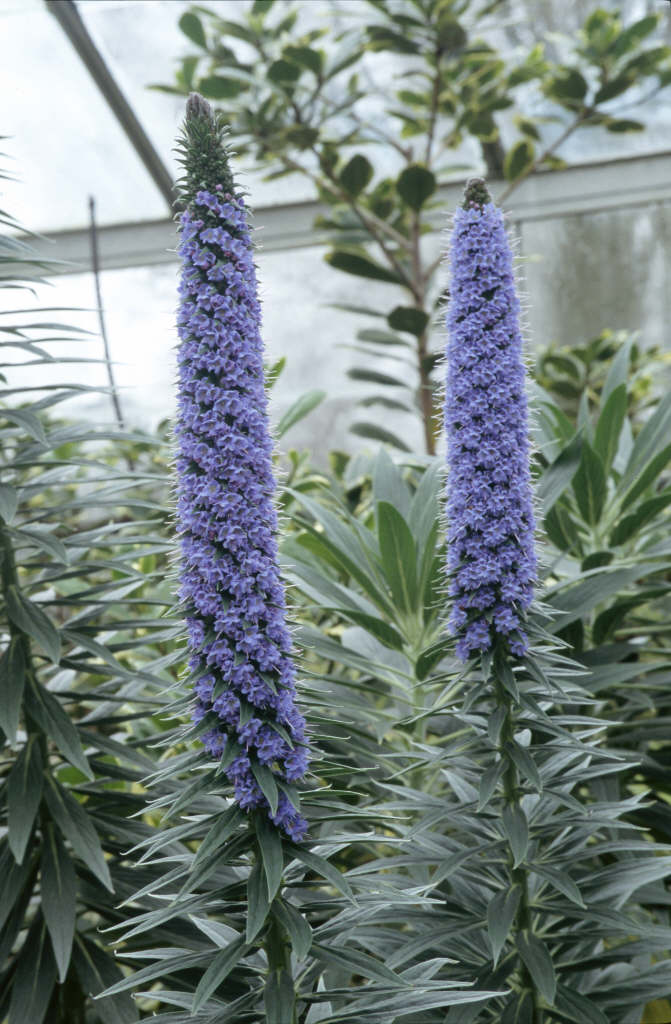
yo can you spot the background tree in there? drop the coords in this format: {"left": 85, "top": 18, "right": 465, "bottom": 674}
{"left": 157, "top": 0, "right": 671, "bottom": 453}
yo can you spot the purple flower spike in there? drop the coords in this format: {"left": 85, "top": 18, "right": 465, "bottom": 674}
{"left": 175, "top": 95, "right": 308, "bottom": 840}
{"left": 445, "top": 179, "right": 536, "bottom": 661}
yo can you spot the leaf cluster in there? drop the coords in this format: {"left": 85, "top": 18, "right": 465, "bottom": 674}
{"left": 0, "top": 176, "right": 187, "bottom": 1024}
{"left": 280, "top": 438, "right": 671, "bottom": 1021}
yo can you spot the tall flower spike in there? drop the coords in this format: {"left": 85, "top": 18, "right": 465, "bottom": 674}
{"left": 445, "top": 178, "right": 536, "bottom": 661}
{"left": 174, "top": 94, "right": 309, "bottom": 840}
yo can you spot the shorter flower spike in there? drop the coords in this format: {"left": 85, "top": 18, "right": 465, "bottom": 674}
{"left": 444, "top": 179, "right": 536, "bottom": 661}
{"left": 174, "top": 95, "right": 309, "bottom": 840}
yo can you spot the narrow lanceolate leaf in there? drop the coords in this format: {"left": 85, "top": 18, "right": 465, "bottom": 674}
{"left": 6, "top": 586, "right": 60, "bottom": 664}
{"left": 487, "top": 885, "right": 520, "bottom": 965}
{"left": 571, "top": 443, "right": 606, "bottom": 524}
{"left": 0, "top": 481, "right": 18, "bottom": 522}
{"left": 517, "top": 931, "right": 556, "bottom": 1005}
{"left": 587, "top": 855, "right": 671, "bottom": 902}
{"left": 257, "top": 813, "right": 284, "bottom": 902}
{"left": 7, "top": 735, "right": 43, "bottom": 864}
{"left": 373, "top": 446, "right": 411, "bottom": 519}
{"left": 189, "top": 917, "right": 238, "bottom": 951}
{"left": 192, "top": 935, "right": 248, "bottom": 1013}
{"left": 24, "top": 683, "right": 92, "bottom": 779}
{"left": 530, "top": 863, "right": 584, "bottom": 907}
{"left": 290, "top": 846, "right": 354, "bottom": 902}
{"left": 609, "top": 488, "right": 671, "bottom": 546}
{"left": 537, "top": 432, "right": 582, "bottom": 514}
{"left": 547, "top": 565, "right": 659, "bottom": 629}
{"left": 622, "top": 391, "right": 671, "bottom": 489}
{"left": 246, "top": 860, "right": 270, "bottom": 942}
{"left": 312, "top": 942, "right": 405, "bottom": 987}
{"left": 251, "top": 761, "right": 279, "bottom": 817}
{"left": 502, "top": 804, "right": 528, "bottom": 867}
{"left": 350, "top": 421, "right": 412, "bottom": 451}
{"left": 43, "top": 776, "right": 113, "bottom": 892}
{"left": 102, "top": 951, "right": 208, "bottom": 997}
{"left": 326, "top": 248, "right": 403, "bottom": 284}
{"left": 15, "top": 527, "right": 69, "bottom": 564}
{"left": 0, "top": 842, "right": 35, "bottom": 934}
{"left": 506, "top": 741, "right": 542, "bottom": 793}
{"left": 348, "top": 367, "right": 407, "bottom": 387}
{"left": 0, "top": 637, "right": 26, "bottom": 744}
{"left": 498, "top": 660, "right": 519, "bottom": 700}
{"left": 71, "top": 935, "right": 139, "bottom": 1024}
{"left": 377, "top": 500, "right": 417, "bottom": 613}
{"left": 41, "top": 825, "right": 77, "bottom": 983}
{"left": 276, "top": 389, "right": 326, "bottom": 438}
{"left": 593, "top": 382, "right": 627, "bottom": 471}
{"left": 192, "top": 804, "right": 244, "bottom": 868}
{"left": 357, "top": 327, "right": 409, "bottom": 347}
{"left": 290, "top": 489, "right": 395, "bottom": 615}
{"left": 2, "top": 407, "right": 48, "bottom": 444}
{"left": 360, "top": 395, "right": 412, "bottom": 412}
{"left": 272, "top": 898, "right": 312, "bottom": 960}
{"left": 601, "top": 335, "right": 632, "bottom": 404}
{"left": 478, "top": 760, "right": 504, "bottom": 811}
{"left": 618, "top": 441, "right": 671, "bottom": 508}
{"left": 337, "top": 608, "right": 406, "bottom": 650}
{"left": 416, "top": 635, "right": 451, "bottom": 680}
{"left": 8, "top": 917, "right": 57, "bottom": 1024}
{"left": 555, "top": 983, "right": 608, "bottom": 1024}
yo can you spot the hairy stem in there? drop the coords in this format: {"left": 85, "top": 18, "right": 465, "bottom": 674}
{"left": 494, "top": 661, "right": 543, "bottom": 1023}
{"left": 264, "top": 913, "right": 296, "bottom": 1024}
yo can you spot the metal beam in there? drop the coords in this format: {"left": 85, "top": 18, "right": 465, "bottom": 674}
{"left": 45, "top": 0, "right": 176, "bottom": 211}
{"left": 12, "top": 149, "right": 671, "bottom": 275}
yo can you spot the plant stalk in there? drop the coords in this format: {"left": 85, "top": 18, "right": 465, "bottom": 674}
{"left": 494, "top": 658, "right": 544, "bottom": 1024}
{"left": 264, "top": 913, "right": 296, "bottom": 1024}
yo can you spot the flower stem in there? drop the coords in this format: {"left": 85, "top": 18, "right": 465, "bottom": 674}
{"left": 264, "top": 914, "right": 296, "bottom": 1024}
{"left": 493, "top": 655, "right": 543, "bottom": 1023}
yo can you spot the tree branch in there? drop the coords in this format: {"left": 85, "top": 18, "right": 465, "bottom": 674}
{"left": 496, "top": 110, "right": 586, "bottom": 205}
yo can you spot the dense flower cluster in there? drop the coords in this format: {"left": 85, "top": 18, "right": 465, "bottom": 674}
{"left": 445, "top": 183, "right": 536, "bottom": 660}
{"left": 175, "top": 184, "right": 308, "bottom": 840}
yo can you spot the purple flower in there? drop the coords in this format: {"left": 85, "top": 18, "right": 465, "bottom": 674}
{"left": 445, "top": 179, "right": 536, "bottom": 660}
{"left": 175, "top": 96, "right": 308, "bottom": 839}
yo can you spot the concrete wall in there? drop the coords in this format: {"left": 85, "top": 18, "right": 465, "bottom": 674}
{"left": 521, "top": 201, "right": 671, "bottom": 353}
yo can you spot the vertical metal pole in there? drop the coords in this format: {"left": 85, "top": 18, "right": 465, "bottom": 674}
{"left": 88, "top": 196, "right": 125, "bottom": 429}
